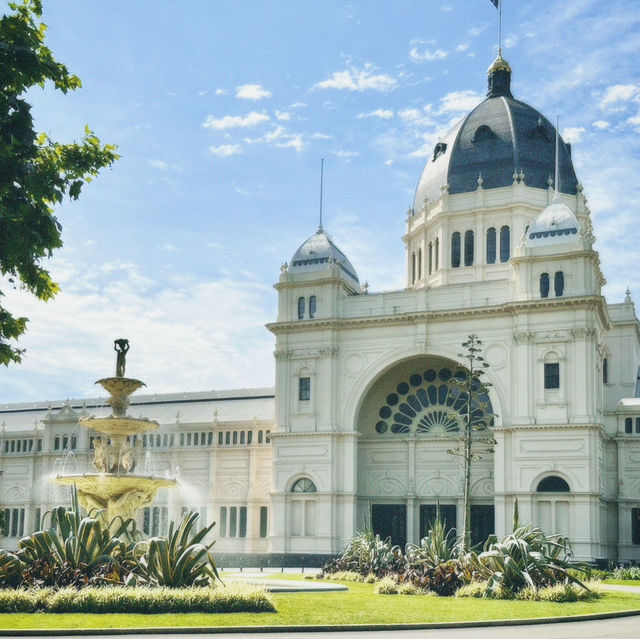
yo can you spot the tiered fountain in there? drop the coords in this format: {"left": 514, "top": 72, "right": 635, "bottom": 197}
{"left": 55, "top": 339, "right": 176, "bottom": 524}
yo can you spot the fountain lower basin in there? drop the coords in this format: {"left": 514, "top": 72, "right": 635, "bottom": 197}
{"left": 55, "top": 473, "right": 176, "bottom": 524}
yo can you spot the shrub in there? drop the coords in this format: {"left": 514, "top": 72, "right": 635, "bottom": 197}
{"left": 455, "top": 582, "right": 486, "bottom": 598}
{"left": 321, "top": 571, "right": 364, "bottom": 583}
{"left": 0, "top": 585, "right": 274, "bottom": 614}
{"left": 397, "top": 582, "right": 422, "bottom": 595}
{"left": 374, "top": 577, "right": 399, "bottom": 595}
{"left": 611, "top": 565, "right": 640, "bottom": 580}
{"left": 399, "top": 560, "right": 462, "bottom": 596}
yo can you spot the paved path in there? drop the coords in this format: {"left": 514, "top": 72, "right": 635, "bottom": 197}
{"left": 17, "top": 615, "right": 639, "bottom": 639}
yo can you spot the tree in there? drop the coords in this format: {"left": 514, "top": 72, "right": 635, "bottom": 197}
{"left": 447, "top": 334, "right": 497, "bottom": 551}
{"left": 0, "top": 0, "right": 119, "bottom": 365}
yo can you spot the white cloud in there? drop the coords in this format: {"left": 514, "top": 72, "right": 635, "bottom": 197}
{"left": 149, "top": 160, "right": 169, "bottom": 170}
{"left": 311, "top": 132, "right": 332, "bottom": 140}
{"left": 438, "top": 90, "right": 483, "bottom": 114}
{"left": 244, "top": 126, "right": 305, "bottom": 152}
{"left": 275, "top": 134, "right": 304, "bottom": 152}
{"left": 275, "top": 110, "right": 291, "bottom": 121}
{"left": 202, "top": 112, "right": 270, "bottom": 130}
{"left": 333, "top": 150, "right": 359, "bottom": 158}
{"left": 562, "top": 126, "right": 586, "bottom": 143}
{"left": 441, "top": 5, "right": 453, "bottom": 12}
{"left": 161, "top": 243, "right": 178, "bottom": 252}
{"left": 314, "top": 64, "right": 397, "bottom": 92}
{"left": 290, "top": 102, "right": 307, "bottom": 108}
{"left": 456, "top": 44, "right": 469, "bottom": 52}
{"left": 592, "top": 120, "right": 610, "bottom": 130}
{"left": 215, "top": 88, "right": 227, "bottom": 95}
{"left": 357, "top": 108, "right": 394, "bottom": 119}
{"left": 235, "top": 84, "right": 272, "bottom": 100}
{"left": 599, "top": 84, "right": 640, "bottom": 111}
{"left": 208, "top": 144, "right": 243, "bottom": 156}
{"left": 409, "top": 48, "right": 447, "bottom": 63}
{"left": 504, "top": 35, "right": 518, "bottom": 49}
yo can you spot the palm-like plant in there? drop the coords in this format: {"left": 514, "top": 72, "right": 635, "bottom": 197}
{"left": 126, "top": 511, "right": 219, "bottom": 587}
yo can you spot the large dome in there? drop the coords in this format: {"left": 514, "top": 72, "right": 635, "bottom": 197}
{"left": 413, "top": 54, "right": 578, "bottom": 210}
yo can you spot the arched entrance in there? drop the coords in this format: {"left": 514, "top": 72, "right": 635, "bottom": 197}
{"left": 356, "top": 356, "right": 495, "bottom": 546}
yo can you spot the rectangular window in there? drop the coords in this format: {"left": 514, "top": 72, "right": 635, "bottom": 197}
{"left": 229, "top": 507, "right": 237, "bottom": 537}
{"left": 11, "top": 440, "right": 16, "bottom": 452}
{"left": 193, "top": 432, "right": 199, "bottom": 445}
{"left": 11, "top": 508, "right": 18, "bottom": 537}
{"left": 2, "top": 509, "right": 9, "bottom": 536}
{"left": 633, "top": 508, "right": 640, "bottom": 545}
{"left": 16, "top": 440, "right": 21, "bottom": 453}
{"left": 299, "top": 377, "right": 311, "bottom": 401}
{"left": 37, "top": 439, "right": 42, "bottom": 452}
{"left": 219, "top": 507, "right": 227, "bottom": 537}
{"left": 180, "top": 433, "right": 185, "bottom": 446}
{"left": 34, "top": 508, "right": 41, "bottom": 532}
{"left": 240, "top": 431, "right": 245, "bottom": 444}
{"left": 266, "top": 430, "right": 271, "bottom": 443}
{"left": 232, "top": 431, "right": 238, "bottom": 445}
{"left": 4, "top": 441, "right": 8, "bottom": 453}
{"left": 143, "top": 507, "right": 150, "bottom": 535}
{"left": 258, "top": 430, "right": 263, "bottom": 444}
{"left": 71, "top": 435, "right": 77, "bottom": 449}
{"left": 208, "top": 432, "right": 213, "bottom": 445}
{"left": 260, "top": 506, "right": 268, "bottom": 538}
{"left": 603, "top": 358, "right": 608, "bottom": 384}
{"left": 225, "top": 431, "right": 230, "bottom": 445}
{"left": 544, "top": 362, "right": 560, "bottom": 389}
{"left": 218, "top": 432, "right": 223, "bottom": 445}
{"left": 187, "top": 433, "right": 192, "bottom": 446}
{"left": 626, "top": 417, "right": 633, "bottom": 434}
{"left": 239, "top": 506, "right": 247, "bottom": 538}
{"left": 247, "top": 431, "right": 253, "bottom": 444}
{"left": 636, "top": 417, "right": 640, "bottom": 434}
{"left": 201, "top": 432, "right": 206, "bottom": 445}
{"left": 143, "top": 435, "right": 147, "bottom": 447}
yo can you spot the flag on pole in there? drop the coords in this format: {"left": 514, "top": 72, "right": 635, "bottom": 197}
{"left": 489, "top": 0, "right": 499, "bottom": 8}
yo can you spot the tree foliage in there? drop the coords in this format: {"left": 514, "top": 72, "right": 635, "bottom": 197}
{"left": 0, "top": 0, "right": 119, "bottom": 365}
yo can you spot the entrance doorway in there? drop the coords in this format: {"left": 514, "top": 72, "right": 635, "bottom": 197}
{"left": 419, "top": 504, "right": 457, "bottom": 540}
{"left": 470, "top": 505, "right": 495, "bottom": 546}
{"left": 371, "top": 504, "right": 406, "bottom": 546}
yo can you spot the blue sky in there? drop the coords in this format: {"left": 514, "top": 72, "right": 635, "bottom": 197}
{"left": 2, "top": 0, "right": 640, "bottom": 403}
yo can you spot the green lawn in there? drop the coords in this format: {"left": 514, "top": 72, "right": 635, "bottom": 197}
{"left": 604, "top": 579, "right": 640, "bottom": 587}
{"left": 1, "top": 582, "right": 640, "bottom": 630}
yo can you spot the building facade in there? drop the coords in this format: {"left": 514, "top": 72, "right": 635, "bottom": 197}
{"left": 2, "top": 54, "right": 640, "bottom": 563}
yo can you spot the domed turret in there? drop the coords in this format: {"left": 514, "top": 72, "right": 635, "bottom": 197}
{"left": 525, "top": 199, "right": 580, "bottom": 248}
{"left": 288, "top": 228, "right": 360, "bottom": 286}
{"left": 413, "top": 54, "right": 578, "bottom": 210}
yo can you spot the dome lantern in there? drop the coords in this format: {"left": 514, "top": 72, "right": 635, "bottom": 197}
{"left": 487, "top": 50, "right": 512, "bottom": 98}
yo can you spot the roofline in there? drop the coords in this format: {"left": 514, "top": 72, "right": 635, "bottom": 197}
{"left": 0, "top": 387, "right": 276, "bottom": 415}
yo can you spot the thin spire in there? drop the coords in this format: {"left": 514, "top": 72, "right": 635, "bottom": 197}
{"left": 318, "top": 158, "right": 324, "bottom": 231}
{"left": 554, "top": 115, "right": 560, "bottom": 200}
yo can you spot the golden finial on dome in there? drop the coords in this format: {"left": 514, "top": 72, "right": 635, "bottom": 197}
{"left": 487, "top": 49, "right": 512, "bottom": 74}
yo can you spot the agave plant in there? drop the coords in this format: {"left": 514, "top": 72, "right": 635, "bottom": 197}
{"left": 126, "top": 511, "right": 219, "bottom": 587}
{"left": 323, "top": 529, "right": 405, "bottom": 578}
{"left": 405, "top": 516, "right": 458, "bottom": 569}
{"left": 462, "top": 523, "right": 588, "bottom": 596}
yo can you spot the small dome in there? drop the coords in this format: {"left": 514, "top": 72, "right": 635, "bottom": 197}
{"left": 525, "top": 200, "right": 580, "bottom": 247}
{"left": 288, "top": 229, "right": 360, "bottom": 284}
{"left": 487, "top": 52, "right": 512, "bottom": 75}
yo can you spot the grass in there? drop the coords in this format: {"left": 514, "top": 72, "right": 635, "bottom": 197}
{"left": 604, "top": 579, "right": 640, "bottom": 586}
{"left": 0, "top": 582, "right": 639, "bottom": 629}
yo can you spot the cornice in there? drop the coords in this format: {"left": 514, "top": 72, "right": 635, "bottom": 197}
{"left": 270, "top": 431, "right": 360, "bottom": 439}
{"left": 267, "top": 295, "right": 610, "bottom": 334}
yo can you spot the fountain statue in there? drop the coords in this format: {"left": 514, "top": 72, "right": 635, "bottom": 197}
{"left": 55, "top": 339, "right": 176, "bottom": 527}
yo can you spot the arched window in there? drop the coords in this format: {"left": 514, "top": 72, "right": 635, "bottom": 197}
{"left": 540, "top": 273, "right": 550, "bottom": 298}
{"left": 292, "top": 478, "right": 317, "bottom": 493}
{"left": 297, "top": 296, "right": 305, "bottom": 319}
{"left": 464, "top": 230, "right": 474, "bottom": 266}
{"left": 418, "top": 248, "right": 422, "bottom": 280}
{"left": 451, "top": 232, "right": 461, "bottom": 268}
{"left": 537, "top": 476, "right": 570, "bottom": 492}
{"left": 309, "top": 295, "right": 317, "bottom": 318}
{"left": 428, "top": 242, "right": 433, "bottom": 275}
{"left": 435, "top": 238, "right": 439, "bottom": 271}
{"left": 486, "top": 227, "right": 496, "bottom": 264}
{"left": 411, "top": 252, "right": 416, "bottom": 283}
{"left": 499, "top": 226, "right": 510, "bottom": 262}
{"left": 554, "top": 271, "right": 564, "bottom": 297}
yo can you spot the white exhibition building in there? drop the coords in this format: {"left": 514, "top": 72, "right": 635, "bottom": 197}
{"left": 2, "top": 53, "right": 640, "bottom": 565}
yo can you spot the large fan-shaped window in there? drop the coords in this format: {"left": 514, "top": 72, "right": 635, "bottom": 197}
{"left": 537, "top": 476, "right": 570, "bottom": 492}
{"left": 374, "top": 367, "right": 493, "bottom": 436}
{"left": 292, "top": 478, "right": 317, "bottom": 493}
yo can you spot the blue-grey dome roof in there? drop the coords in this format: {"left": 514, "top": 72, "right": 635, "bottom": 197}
{"left": 413, "top": 55, "right": 578, "bottom": 210}
{"left": 525, "top": 200, "right": 580, "bottom": 247}
{"left": 288, "top": 229, "right": 360, "bottom": 284}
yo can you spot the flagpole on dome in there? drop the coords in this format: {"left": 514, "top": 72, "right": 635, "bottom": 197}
{"left": 490, "top": 0, "right": 502, "bottom": 56}
{"left": 318, "top": 158, "right": 324, "bottom": 232}
{"left": 554, "top": 116, "right": 560, "bottom": 201}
